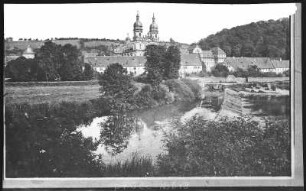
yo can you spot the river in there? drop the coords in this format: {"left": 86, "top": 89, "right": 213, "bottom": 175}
{"left": 78, "top": 92, "right": 290, "bottom": 165}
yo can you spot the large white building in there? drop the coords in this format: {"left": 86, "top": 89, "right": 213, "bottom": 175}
{"left": 84, "top": 53, "right": 203, "bottom": 77}
{"left": 189, "top": 45, "right": 227, "bottom": 72}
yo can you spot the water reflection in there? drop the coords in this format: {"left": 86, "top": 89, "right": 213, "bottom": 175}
{"left": 243, "top": 95, "right": 290, "bottom": 116}
{"left": 79, "top": 102, "right": 197, "bottom": 164}
{"left": 98, "top": 114, "right": 139, "bottom": 155}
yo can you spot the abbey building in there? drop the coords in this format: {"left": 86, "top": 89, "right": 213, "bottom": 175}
{"left": 114, "top": 11, "right": 160, "bottom": 56}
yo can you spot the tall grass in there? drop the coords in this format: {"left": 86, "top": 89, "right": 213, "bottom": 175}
{"left": 102, "top": 152, "right": 155, "bottom": 177}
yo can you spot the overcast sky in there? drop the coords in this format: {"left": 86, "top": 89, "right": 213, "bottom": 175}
{"left": 4, "top": 3, "right": 297, "bottom": 44}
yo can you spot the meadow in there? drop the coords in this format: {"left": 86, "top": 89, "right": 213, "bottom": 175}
{"left": 4, "top": 81, "right": 100, "bottom": 105}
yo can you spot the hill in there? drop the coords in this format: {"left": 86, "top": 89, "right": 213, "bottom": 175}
{"left": 198, "top": 18, "right": 290, "bottom": 59}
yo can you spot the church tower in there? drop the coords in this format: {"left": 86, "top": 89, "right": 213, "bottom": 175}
{"left": 148, "top": 13, "right": 159, "bottom": 41}
{"left": 133, "top": 11, "right": 143, "bottom": 41}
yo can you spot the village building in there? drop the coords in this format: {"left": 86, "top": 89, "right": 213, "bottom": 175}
{"left": 211, "top": 47, "right": 226, "bottom": 63}
{"left": 271, "top": 59, "right": 290, "bottom": 74}
{"left": 188, "top": 45, "right": 226, "bottom": 72}
{"left": 22, "top": 45, "right": 35, "bottom": 59}
{"left": 223, "top": 57, "right": 290, "bottom": 74}
{"left": 200, "top": 50, "right": 215, "bottom": 72}
{"left": 84, "top": 56, "right": 146, "bottom": 76}
{"left": 179, "top": 54, "right": 203, "bottom": 77}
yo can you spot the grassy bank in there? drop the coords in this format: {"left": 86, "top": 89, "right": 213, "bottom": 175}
{"left": 4, "top": 83, "right": 100, "bottom": 105}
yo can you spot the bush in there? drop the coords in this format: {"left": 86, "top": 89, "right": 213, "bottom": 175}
{"left": 133, "top": 84, "right": 158, "bottom": 108}
{"left": 181, "top": 79, "right": 202, "bottom": 99}
{"left": 156, "top": 117, "right": 290, "bottom": 176}
{"left": 211, "top": 64, "right": 229, "bottom": 77}
{"left": 163, "top": 79, "right": 194, "bottom": 101}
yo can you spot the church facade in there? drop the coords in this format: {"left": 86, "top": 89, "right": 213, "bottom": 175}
{"left": 114, "top": 12, "right": 160, "bottom": 57}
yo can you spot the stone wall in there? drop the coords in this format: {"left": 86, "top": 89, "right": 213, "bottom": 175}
{"left": 221, "top": 88, "right": 243, "bottom": 115}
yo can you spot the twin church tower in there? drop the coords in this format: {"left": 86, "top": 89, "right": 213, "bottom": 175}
{"left": 133, "top": 11, "right": 159, "bottom": 42}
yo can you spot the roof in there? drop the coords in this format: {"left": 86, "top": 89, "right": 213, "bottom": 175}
{"left": 85, "top": 54, "right": 202, "bottom": 68}
{"left": 271, "top": 60, "right": 290, "bottom": 68}
{"left": 5, "top": 55, "right": 20, "bottom": 64}
{"left": 23, "top": 45, "right": 35, "bottom": 55}
{"left": 200, "top": 50, "right": 214, "bottom": 58}
{"left": 180, "top": 54, "right": 202, "bottom": 66}
{"left": 211, "top": 47, "right": 226, "bottom": 56}
{"left": 84, "top": 56, "right": 146, "bottom": 67}
{"left": 224, "top": 57, "right": 288, "bottom": 70}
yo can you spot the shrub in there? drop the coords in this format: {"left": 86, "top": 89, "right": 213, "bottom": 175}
{"left": 211, "top": 64, "right": 229, "bottom": 77}
{"left": 133, "top": 84, "right": 158, "bottom": 108}
{"left": 156, "top": 117, "right": 290, "bottom": 176}
{"left": 181, "top": 79, "right": 202, "bottom": 99}
{"left": 163, "top": 79, "right": 194, "bottom": 101}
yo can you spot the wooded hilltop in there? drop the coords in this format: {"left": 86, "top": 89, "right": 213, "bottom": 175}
{"left": 198, "top": 18, "right": 289, "bottom": 59}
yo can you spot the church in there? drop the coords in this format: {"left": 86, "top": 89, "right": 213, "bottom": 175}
{"left": 114, "top": 11, "right": 160, "bottom": 56}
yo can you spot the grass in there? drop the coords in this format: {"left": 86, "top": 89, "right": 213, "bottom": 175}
{"left": 4, "top": 84, "right": 100, "bottom": 105}
{"left": 102, "top": 152, "right": 155, "bottom": 177}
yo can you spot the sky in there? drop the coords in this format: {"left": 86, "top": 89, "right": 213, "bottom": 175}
{"left": 4, "top": 3, "right": 297, "bottom": 44}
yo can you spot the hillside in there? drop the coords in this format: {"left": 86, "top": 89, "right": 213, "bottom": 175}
{"left": 198, "top": 18, "right": 290, "bottom": 59}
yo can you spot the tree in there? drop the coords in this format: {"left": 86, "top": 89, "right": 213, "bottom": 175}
{"left": 83, "top": 63, "right": 94, "bottom": 80}
{"left": 59, "top": 44, "right": 83, "bottom": 81}
{"left": 198, "top": 18, "right": 289, "bottom": 59}
{"left": 164, "top": 46, "right": 181, "bottom": 79}
{"left": 35, "top": 41, "right": 84, "bottom": 81}
{"left": 211, "top": 64, "right": 229, "bottom": 77}
{"left": 5, "top": 57, "right": 39, "bottom": 82}
{"left": 247, "top": 65, "right": 261, "bottom": 77}
{"left": 98, "top": 63, "right": 136, "bottom": 113}
{"left": 35, "top": 41, "right": 62, "bottom": 81}
{"left": 5, "top": 102, "right": 103, "bottom": 177}
{"left": 145, "top": 45, "right": 167, "bottom": 86}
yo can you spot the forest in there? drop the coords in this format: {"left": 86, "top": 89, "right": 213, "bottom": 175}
{"left": 198, "top": 18, "right": 290, "bottom": 59}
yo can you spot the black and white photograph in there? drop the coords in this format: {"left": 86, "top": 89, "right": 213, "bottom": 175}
{"left": 2, "top": 2, "right": 303, "bottom": 189}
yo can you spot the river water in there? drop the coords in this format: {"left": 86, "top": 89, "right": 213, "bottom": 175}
{"left": 78, "top": 94, "right": 290, "bottom": 165}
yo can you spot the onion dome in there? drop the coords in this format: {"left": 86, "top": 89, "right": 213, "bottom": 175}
{"left": 133, "top": 11, "right": 143, "bottom": 30}
{"left": 149, "top": 13, "right": 158, "bottom": 32}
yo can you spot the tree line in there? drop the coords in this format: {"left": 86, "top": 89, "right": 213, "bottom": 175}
{"left": 5, "top": 41, "right": 94, "bottom": 82}
{"left": 198, "top": 18, "right": 290, "bottom": 59}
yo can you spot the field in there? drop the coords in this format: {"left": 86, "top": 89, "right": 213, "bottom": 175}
{"left": 4, "top": 81, "right": 100, "bottom": 105}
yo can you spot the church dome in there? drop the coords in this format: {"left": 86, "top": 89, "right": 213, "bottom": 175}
{"left": 134, "top": 20, "right": 143, "bottom": 28}
{"left": 133, "top": 11, "right": 143, "bottom": 30}
{"left": 149, "top": 13, "right": 158, "bottom": 32}
{"left": 150, "top": 23, "right": 158, "bottom": 30}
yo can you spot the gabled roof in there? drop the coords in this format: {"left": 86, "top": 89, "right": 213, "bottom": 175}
{"left": 224, "top": 57, "right": 276, "bottom": 70}
{"left": 84, "top": 56, "right": 146, "bottom": 67}
{"left": 271, "top": 60, "right": 290, "bottom": 68}
{"left": 180, "top": 54, "right": 202, "bottom": 66}
{"left": 211, "top": 47, "right": 226, "bottom": 56}
{"left": 5, "top": 55, "right": 20, "bottom": 64}
{"left": 23, "top": 45, "right": 35, "bottom": 55}
{"left": 200, "top": 50, "right": 214, "bottom": 58}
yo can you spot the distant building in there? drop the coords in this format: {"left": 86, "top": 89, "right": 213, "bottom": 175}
{"left": 200, "top": 50, "right": 215, "bottom": 72}
{"left": 4, "top": 55, "right": 20, "bottom": 66}
{"left": 188, "top": 45, "right": 227, "bottom": 72}
{"left": 84, "top": 56, "right": 146, "bottom": 76}
{"left": 271, "top": 59, "right": 290, "bottom": 74}
{"left": 223, "top": 57, "right": 290, "bottom": 74}
{"left": 179, "top": 54, "right": 203, "bottom": 76}
{"left": 85, "top": 53, "right": 203, "bottom": 77}
{"left": 22, "top": 45, "right": 35, "bottom": 59}
{"left": 5, "top": 37, "right": 13, "bottom": 42}
{"left": 211, "top": 47, "right": 226, "bottom": 63}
